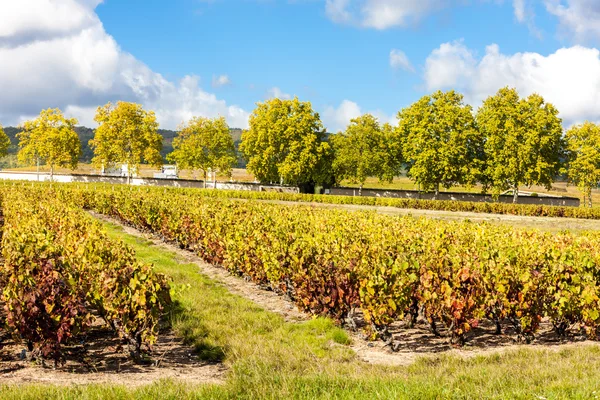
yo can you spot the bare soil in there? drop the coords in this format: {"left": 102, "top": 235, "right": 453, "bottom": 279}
{"left": 95, "top": 214, "right": 600, "bottom": 367}
{"left": 349, "top": 317, "right": 598, "bottom": 366}
{"left": 0, "top": 322, "right": 225, "bottom": 386}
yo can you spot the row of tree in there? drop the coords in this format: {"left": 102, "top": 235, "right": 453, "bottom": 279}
{"left": 240, "top": 88, "right": 600, "bottom": 205}
{"left": 0, "top": 87, "right": 599, "bottom": 204}
{"left": 0, "top": 102, "right": 238, "bottom": 187}
{"left": 332, "top": 88, "right": 565, "bottom": 202}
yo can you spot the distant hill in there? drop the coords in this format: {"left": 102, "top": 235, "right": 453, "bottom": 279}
{"left": 3, "top": 126, "right": 246, "bottom": 166}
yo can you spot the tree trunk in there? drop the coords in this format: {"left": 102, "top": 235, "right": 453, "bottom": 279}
{"left": 204, "top": 171, "right": 207, "bottom": 189}
{"left": 125, "top": 164, "right": 132, "bottom": 185}
{"left": 512, "top": 186, "right": 519, "bottom": 204}
{"left": 50, "top": 165, "right": 54, "bottom": 181}
{"left": 433, "top": 183, "right": 440, "bottom": 200}
{"left": 588, "top": 187, "right": 593, "bottom": 208}
{"left": 36, "top": 157, "right": 40, "bottom": 182}
{"left": 359, "top": 183, "right": 363, "bottom": 197}
{"left": 213, "top": 170, "right": 217, "bottom": 189}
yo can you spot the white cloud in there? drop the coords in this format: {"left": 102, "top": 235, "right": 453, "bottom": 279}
{"left": 322, "top": 0, "right": 594, "bottom": 41}
{"left": 0, "top": 0, "right": 103, "bottom": 47}
{"left": 423, "top": 41, "right": 600, "bottom": 124}
{"left": 266, "top": 87, "right": 292, "bottom": 100}
{"left": 325, "top": 0, "right": 353, "bottom": 24}
{"left": 323, "top": 100, "right": 361, "bottom": 132}
{"left": 64, "top": 105, "right": 99, "bottom": 128}
{"left": 325, "top": 0, "right": 449, "bottom": 29}
{"left": 511, "top": 0, "right": 543, "bottom": 38}
{"left": 389, "top": 49, "right": 415, "bottom": 72}
{"left": 322, "top": 100, "right": 394, "bottom": 132}
{"left": 424, "top": 40, "right": 477, "bottom": 90}
{"left": 0, "top": 1, "right": 249, "bottom": 129}
{"left": 211, "top": 74, "right": 231, "bottom": 88}
{"left": 513, "top": 0, "right": 526, "bottom": 22}
{"left": 325, "top": 0, "right": 545, "bottom": 36}
{"left": 545, "top": 0, "right": 600, "bottom": 41}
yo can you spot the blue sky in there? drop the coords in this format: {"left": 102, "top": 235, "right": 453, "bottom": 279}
{"left": 1, "top": 1, "right": 600, "bottom": 131}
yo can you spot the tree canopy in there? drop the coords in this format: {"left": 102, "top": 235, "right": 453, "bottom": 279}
{"left": 476, "top": 87, "right": 564, "bottom": 202}
{"left": 0, "top": 124, "right": 10, "bottom": 158}
{"left": 331, "top": 114, "right": 402, "bottom": 194}
{"left": 239, "top": 97, "right": 333, "bottom": 187}
{"left": 397, "top": 90, "right": 483, "bottom": 198}
{"left": 90, "top": 102, "right": 163, "bottom": 182}
{"left": 17, "top": 108, "right": 81, "bottom": 178}
{"left": 565, "top": 121, "right": 600, "bottom": 207}
{"left": 167, "top": 116, "right": 237, "bottom": 186}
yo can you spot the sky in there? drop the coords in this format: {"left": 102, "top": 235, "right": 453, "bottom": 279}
{"left": 1, "top": 0, "right": 599, "bottom": 132}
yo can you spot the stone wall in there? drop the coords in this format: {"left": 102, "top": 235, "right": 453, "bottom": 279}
{"left": 0, "top": 172, "right": 300, "bottom": 193}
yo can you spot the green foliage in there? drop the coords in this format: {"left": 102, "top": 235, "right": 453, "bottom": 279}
{"left": 167, "top": 116, "right": 236, "bottom": 182}
{"left": 90, "top": 102, "right": 163, "bottom": 180}
{"left": 397, "top": 90, "right": 484, "bottom": 197}
{"left": 0, "top": 154, "right": 19, "bottom": 169}
{"left": 0, "top": 186, "right": 171, "bottom": 363}
{"left": 0, "top": 125, "right": 9, "bottom": 158}
{"left": 1, "top": 207, "right": 90, "bottom": 362}
{"left": 331, "top": 114, "right": 402, "bottom": 192}
{"left": 8, "top": 215, "right": 600, "bottom": 399}
{"left": 4, "top": 182, "right": 600, "bottom": 398}
{"left": 16, "top": 108, "right": 81, "bottom": 176}
{"left": 75, "top": 184, "right": 593, "bottom": 220}
{"left": 476, "top": 87, "right": 564, "bottom": 201}
{"left": 565, "top": 121, "right": 600, "bottom": 207}
{"left": 239, "top": 97, "right": 333, "bottom": 186}
{"left": 41, "top": 182, "right": 600, "bottom": 347}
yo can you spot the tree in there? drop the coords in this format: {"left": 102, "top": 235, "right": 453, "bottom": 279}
{"left": 17, "top": 108, "right": 81, "bottom": 179}
{"left": 331, "top": 114, "right": 402, "bottom": 195}
{"left": 565, "top": 122, "right": 600, "bottom": 207}
{"left": 0, "top": 124, "right": 10, "bottom": 158}
{"left": 239, "top": 97, "right": 333, "bottom": 188}
{"left": 476, "top": 87, "right": 564, "bottom": 203}
{"left": 397, "top": 90, "right": 484, "bottom": 199}
{"left": 167, "top": 116, "right": 237, "bottom": 188}
{"left": 90, "top": 102, "right": 163, "bottom": 184}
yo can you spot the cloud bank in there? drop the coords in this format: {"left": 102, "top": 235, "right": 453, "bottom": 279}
{"left": 424, "top": 40, "right": 600, "bottom": 124}
{"left": 0, "top": 0, "right": 249, "bottom": 129}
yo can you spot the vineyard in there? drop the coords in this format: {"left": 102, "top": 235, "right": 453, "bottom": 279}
{"left": 2, "top": 181, "right": 600, "bottom": 397}
{"left": 0, "top": 186, "right": 171, "bottom": 364}
{"left": 6, "top": 181, "right": 598, "bottom": 349}
{"left": 132, "top": 185, "right": 600, "bottom": 220}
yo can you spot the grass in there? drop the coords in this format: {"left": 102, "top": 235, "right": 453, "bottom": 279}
{"left": 341, "top": 176, "right": 592, "bottom": 200}
{"left": 2, "top": 221, "right": 600, "bottom": 399}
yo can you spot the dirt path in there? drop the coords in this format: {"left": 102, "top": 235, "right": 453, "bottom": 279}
{"left": 95, "top": 214, "right": 600, "bottom": 368}
{"left": 0, "top": 330, "right": 226, "bottom": 387}
{"left": 347, "top": 320, "right": 599, "bottom": 366}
